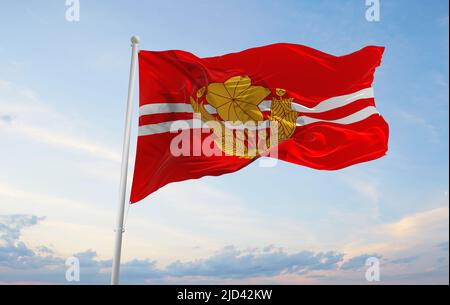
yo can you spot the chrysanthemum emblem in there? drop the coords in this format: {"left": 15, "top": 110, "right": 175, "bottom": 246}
{"left": 205, "top": 76, "right": 271, "bottom": 124}
{"left": 190, "top": 75, "right": 299, "bottom": 158}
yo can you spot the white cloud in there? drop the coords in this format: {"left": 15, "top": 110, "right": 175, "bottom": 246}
{"left": 351, "top": 180, "right": 380, "bottom": 203}
{"left": 342, "top": 204, "right": 449, "bottom": 257}
{"left": 0, "top": 180, "right": 247, "bottom": 263}
{"left": 6, "top": 123, "right": 121, "bottom": 162}
{"left": 398, "top": 110, "right": 440, "bottom": 143}
{"left": 1, "top": 213, "right": 447, "bottom": 284}
{"left": 383, "top": 206, "right": 449, "bottom": 241}
{"left": 0, "top": 80, "right": 121, "bottom": 162}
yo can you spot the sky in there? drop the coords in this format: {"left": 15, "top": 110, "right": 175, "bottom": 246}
{"left": 0, "top": 0, "right": 448, "bottom": 284}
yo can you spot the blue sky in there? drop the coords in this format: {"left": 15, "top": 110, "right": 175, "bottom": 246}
{"left": 0, "top": 0, "right": 448, "bottom": 284}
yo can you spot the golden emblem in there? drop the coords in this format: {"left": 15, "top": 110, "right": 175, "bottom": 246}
{"left": 190, "top": 76, "right": 298, "bottom": 158}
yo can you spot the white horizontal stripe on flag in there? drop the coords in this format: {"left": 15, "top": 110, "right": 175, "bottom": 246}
{"left": 298, "top": 106, "right": 379, "bottom": 126}
{"left": 138, "top": 87, "right": 374, "bottom": 117}
{"left": 139, "top": 103, "right": 216, "bottom": 116}
{"left": 138, "top": 119, "right": 208, "bottom": 136}
{"left": 138, "top": 106, "right": 380, "bottom": 136}
{"left": 139, "top": 103, "right": 192, "bottom": 116}
{"left": 291, "top": 87, "right": 374, "bottom": 113}
{"left": 255, "top": 88, "right": 375, "bottom": 114}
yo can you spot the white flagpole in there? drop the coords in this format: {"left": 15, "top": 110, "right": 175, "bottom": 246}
{"left": 111, "top": 35, "right": 140, "bottom": 285}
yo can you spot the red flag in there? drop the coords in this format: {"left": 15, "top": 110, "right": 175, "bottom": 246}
{"left": 130, "top": 43, "right": 389, "bottom": 203}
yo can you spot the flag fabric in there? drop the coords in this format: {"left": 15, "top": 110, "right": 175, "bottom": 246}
{"left": 130, "top": 43, "right": 389, "bottom": 203}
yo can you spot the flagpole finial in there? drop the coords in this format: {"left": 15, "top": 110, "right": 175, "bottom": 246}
{"left": 131, "top": 36, "right": 140, "bottom": 45}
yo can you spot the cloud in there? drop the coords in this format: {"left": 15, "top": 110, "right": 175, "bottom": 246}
{"left": 383, "top": 207, "right": 449, "bottom": 241}
{"left": 339, "top": 204, "right": 449, "bottom": 264}
{"left": 0, "top": 80, "right": 121, "bottom": 162}
{"left": 8, "top": 124, "right": 122, "bottom": 162}
{"left": 0, "top": 214, "right": 159, "bottom": 284}
{"left": 165, "top": 246, "right": 344, "bottom": 278}
{"left": 1, "top": 213, "right": 448, "bottom": 284}
{"left": 351, "top": 180, "right": 380, "bottom": 203}
{"left": 0, "top": 215, "right": 63, "bottom": 270}
{"left": 0, "top": 214, "right": 42, "bottom": 243}
{"left": 0, "top": 114, "right": 12, "bottom": 124}
{"left": 66, "top": 250, "right": 162, "bottom": 284}
{"left": 436, "top": 241, "right": 449, "bottom": 252}
{"left": 0, "top": 213, "right": 344, "bottom": 283}
{"left": 340, "top": 253, "right": 382, "bottom": 270}
{"left": 398, "top": 110, "right": 439, "bottom": 143}
{"left": 389, "top": 256, "right": 419, "bottom": 265}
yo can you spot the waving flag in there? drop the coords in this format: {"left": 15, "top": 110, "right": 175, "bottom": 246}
{"left": 130, "top": 43, "right": 389, "bottom": 203}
